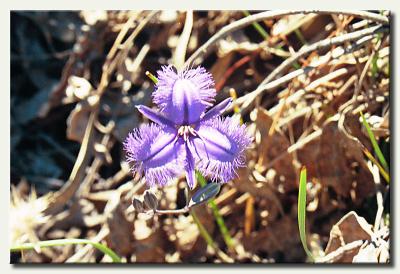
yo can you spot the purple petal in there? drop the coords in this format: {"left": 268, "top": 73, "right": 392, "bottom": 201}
{"left": 153, "top": 65, "right": 216, "bottom": 125}
{"left": 184, "top": 144, "right": 196, "bottom": 190}
{"left": 200, "top": 98, "right": 233, "bottom": 123}
{"left": 123, "top": 124, "right": 185, "bottom": 187}
{"left": 136, "top": 105, "right": 176, "bottom": 129}
{"left": 191, "top": 117, "right": 252, "bottom": 182}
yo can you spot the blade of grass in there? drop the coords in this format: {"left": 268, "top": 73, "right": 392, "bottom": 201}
{"left": 294, "top": 28, "right": 307, "bottom": 45}
{"left": 242, "top": 11, "right": 269, "bottom": 39}
{"left": 196, "top": 171, "right": 234, "bottom": 250}
{"left": 10, "top": 238, "right": 122, "bottom": 263}
{"left": 362, "top": 146, "right": 390, "bottom": 183}
{"left": 360, "top": 111, "right": 389, "bottom": 171}
{"left": 298, "top": 167, "right": 314, "bottom": 262}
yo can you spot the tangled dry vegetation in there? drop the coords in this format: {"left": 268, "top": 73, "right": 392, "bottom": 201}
{"left": 10, "top": 10, "right": 390, "bottom": 263}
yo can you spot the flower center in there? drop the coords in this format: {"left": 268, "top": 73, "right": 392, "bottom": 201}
{"left": 178, "top": 125, "right": 197, "bottom": 142}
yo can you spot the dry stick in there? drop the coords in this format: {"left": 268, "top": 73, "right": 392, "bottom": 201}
{"left": 78, "top": 28, "right": 153, "bottom": 196}
{"left": 44, "top": 111, "right": 97, "bottom": 215}
{"left": 173, "top": 10, "right": 193, "bottom": 70}
{"left": 316, "top": 240, "right": 365, "bottom": 263}
{"left": 260, "top": 24, "right": 385, "bottom": 86}
{"left": 235, "top": 66, "right": 314, "bottom": 113}
{"left": 99, "top": 11, "right": 159, "bottom": 94}
{"left": 184, "top": 10, "right": 388, "bottom": 67}
{"left": 238, "top": 27, "right": 383, "bottom": 115}
{"left": 368, "top": 162, "right": 384, "bottom": 232}
{"left": 78, "top": 124, "right": 115, "bottom": 196}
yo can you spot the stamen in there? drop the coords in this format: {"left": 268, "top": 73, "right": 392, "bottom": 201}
{"left": 178, "top": 125, "right": 197, "bottom": 142}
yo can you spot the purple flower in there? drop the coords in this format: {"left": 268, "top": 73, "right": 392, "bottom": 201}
{"left": 124, "top": 66, "right": 252, "bottom": 189}
{"left": 153, "top": 65, "right": 216, "bottom": 125}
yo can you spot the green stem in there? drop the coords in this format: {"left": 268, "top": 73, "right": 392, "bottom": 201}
{"left": 10, "top": 238, "right": 122, "bottom": 263}
{"left": 196, "top": 172, "right": 234, "bottom": 249}
{"left": 190, "top": 211, "right": 216, "bottom": 249}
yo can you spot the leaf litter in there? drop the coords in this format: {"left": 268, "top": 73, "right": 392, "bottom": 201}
{"left": 10, "top": 10, "right": 390, "bottom": 263}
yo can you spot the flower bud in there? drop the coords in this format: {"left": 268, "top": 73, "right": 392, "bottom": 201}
{"left": 132, "top": 197, "right": 144, "bottom": 212}
{"left": 143, "top": 190, "right": 158, "bottom": 210}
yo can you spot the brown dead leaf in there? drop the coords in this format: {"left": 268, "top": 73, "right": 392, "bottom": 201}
{"left": 242, "top": 215, "right": 303, "bottom": 262}
{"left": 324, "top": 211, "right": 373, "bottom": 263}
{"left": 133, "top": 217, "right": 167, "bottom": 263}
{"left": 297, "top": 117, "right": 375, "bottom": 203}
{"left": 66, "top": 101, "right": 92, "bottom": 142}
{"left": 254, "top": 108, "right": 298, "bottom": 192}
{"left": 104, "top": 192, "right": 134, "bottom": 257}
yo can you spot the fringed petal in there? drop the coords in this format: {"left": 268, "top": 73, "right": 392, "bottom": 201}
{"left": 153, "top": 65, "right": 216, "bottom": 125}
{"left": 124, "top": 124, "right": 184, "bottom": 187}
{"left": 191, "top": 117, "right": 252, "bottom": 182}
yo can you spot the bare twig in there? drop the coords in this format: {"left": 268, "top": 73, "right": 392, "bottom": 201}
{"left": 44, "top": 110, "right": 97, "bottom": 215}
{"left": 260, "top": 25, "right": 385, "bottom": 85}
{"left": 173, "top": 10, "right": 193, "bottom": 69}
{"left": 184, "top": 10, "right": 388, "bottom": 66}
{"left": 367, "top": 161, "right": 384, "bottom": 232}
{"left": 234, "top": 27, "right": 383, "bottom": 116}
{"left": 235, "top": 66, "right": 314, "bottom": 113}
{"left": 99, "top": 11, "right": 158, "bottom": 94}
{"left": 316, "top": 240, "right": 365, "bottom": 263}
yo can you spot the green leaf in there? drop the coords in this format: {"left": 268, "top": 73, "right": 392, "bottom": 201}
{"left": 298, "top": 167, "right": 314, "bottom": 262}
{"left": 189, "top": 182, "right": 221, "bottom": 207}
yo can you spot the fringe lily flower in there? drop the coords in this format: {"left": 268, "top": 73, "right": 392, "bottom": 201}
{"left": 124, "top": 66, "right": 252, "bottom": 189}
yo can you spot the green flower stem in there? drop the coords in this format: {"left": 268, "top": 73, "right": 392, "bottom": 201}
{"left": 190, "top": 211, "right": 216, "bottom": 249}
{"left": 191, "top": 211, "right": 234, "bottom": 263}
{"left": 196, "top": 172, "right": 234, "bottom": 250}
{"left": 10, "top": 238, "right": 122, "bottom": 263}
